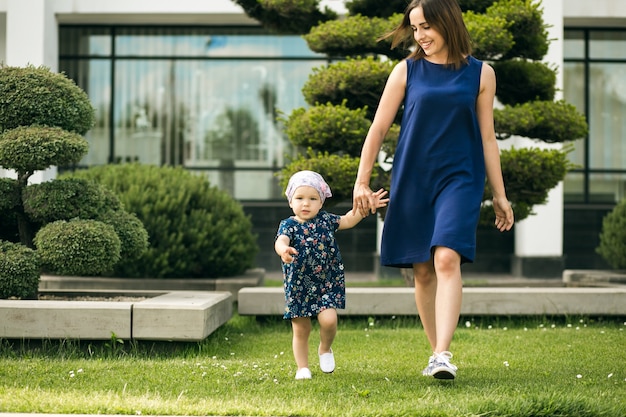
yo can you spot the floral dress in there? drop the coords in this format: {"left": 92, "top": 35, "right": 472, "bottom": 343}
{"left": 276, "top": 210, "right": 346, "bottom": 319}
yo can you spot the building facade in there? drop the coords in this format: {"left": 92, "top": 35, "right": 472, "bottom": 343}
{"left": 0, "top": 0, "right": 624, "bottom": 276}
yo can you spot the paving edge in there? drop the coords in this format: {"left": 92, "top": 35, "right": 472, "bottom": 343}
{"left": 238, "top": 286, "right": 626, "bottom": 316}
{"left": 0, "top": 291, "right": 233, "bottom": 341}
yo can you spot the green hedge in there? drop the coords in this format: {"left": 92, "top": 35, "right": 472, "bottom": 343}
{"left": 65, "top": 164, "right": 257, "bottom": 278}
{"left": 596, "top": 198, "right": 626, "bottom": 269}
{"left": 0, "top": 240, "right": 40, "bottom": 299}
{"left": 35, "top": 219, "right": 121, "bottom": 276}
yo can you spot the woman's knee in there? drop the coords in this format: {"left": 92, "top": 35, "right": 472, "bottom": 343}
{"left": 433, "top": 247, "right": 461, "bottom": 275}
{"left": 413, "top": 262, "right": 435, "bottom": 285}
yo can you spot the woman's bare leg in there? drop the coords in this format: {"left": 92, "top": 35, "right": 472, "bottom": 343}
{"left": 432, "top": 246, "right": 462, "bottom": 353}
{"left": 413, "top": 260, "right": 437, "bottom": 350}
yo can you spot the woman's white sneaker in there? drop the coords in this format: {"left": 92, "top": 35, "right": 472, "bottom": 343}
{"left": 430, "top": 351, "right": 457, "bottom": 380}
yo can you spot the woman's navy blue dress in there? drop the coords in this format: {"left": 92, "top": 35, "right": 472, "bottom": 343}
{"left": 380, "top": 56, "right": 486, "bottom": 268}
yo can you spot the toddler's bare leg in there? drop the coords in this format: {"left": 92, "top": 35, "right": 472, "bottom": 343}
{"left": 317, "top": 308, "right": 337, "bottom": 354}
{"left": 291, "top": 317, "right": 312, "bottom": 369}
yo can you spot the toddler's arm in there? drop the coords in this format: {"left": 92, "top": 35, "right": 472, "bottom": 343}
{"left": 339, "top": 188, "right": 388, "bottom": 230}
{"left": 275, "top": 234, "right": 298, "bottom": 263}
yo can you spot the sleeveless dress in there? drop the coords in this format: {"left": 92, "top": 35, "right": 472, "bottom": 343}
{"left": 276, "top": 211, "right": 346, "bottom": 319}
{"left": 380, "top": 56, "right": 486, "bottom": 268}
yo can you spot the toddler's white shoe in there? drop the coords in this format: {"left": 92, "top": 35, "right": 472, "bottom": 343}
{"left": 319, "top": 349, "right": 335, "bottom": 373}
{"left": 295, "top": 367, "right": 312, "bottom": 380}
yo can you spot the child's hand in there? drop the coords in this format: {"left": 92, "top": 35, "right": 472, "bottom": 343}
{"left": 280, "top": 246, "right": 298, "bottom": 264}
{"left": 371, "top": 188, "right": 389, "bottom": 210}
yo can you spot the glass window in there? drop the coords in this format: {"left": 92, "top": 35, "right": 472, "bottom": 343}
{"left": 564, "top": 30, "right": 585, "bottom": 59}
{"left": 563, "top": 62, "right": 586, "bottom": 168}
{"left": 589, "top": 173, "right": 626, "bottom": 203}
{"left": 588, "top": 63, "right": 626, "bottom": 170}
{"left": 59, "top": 59, "right": 112, "bottom": 165}
{"left": 114, "top": 27, "right": 324, "bottom": 58}
{"left": 59, "top": 27, "right": 112, "bottom": 56}
{"left": 590, "top": 31, "right": 626, "bottom": 60}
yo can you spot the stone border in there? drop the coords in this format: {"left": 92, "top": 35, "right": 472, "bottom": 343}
{"left": 0, "top": 291, "right": 233, "bottom": 341}
{"left": 238, "top": 286, "right": 626, "bottom": 316}
{"left": 39, "top": 268, "right": 264, "bottom": 302}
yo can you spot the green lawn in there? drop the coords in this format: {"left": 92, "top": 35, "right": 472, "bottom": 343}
{"left": 0, "top": 314, "right": 624, "bottom": 416}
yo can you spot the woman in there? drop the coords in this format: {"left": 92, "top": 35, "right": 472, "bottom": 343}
{"left": 353, "top": 0, "right": 514, "bottom": 379}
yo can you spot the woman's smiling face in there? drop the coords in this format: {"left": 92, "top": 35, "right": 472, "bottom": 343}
{"left": 410, "top": 5, "right": 448, "bottom": 64}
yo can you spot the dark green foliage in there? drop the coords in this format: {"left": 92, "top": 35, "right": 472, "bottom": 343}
{"left": 0, "top": 126, "right": 88, "bottom": 177}
{"left": 302, "top": 57, "right": 395, "bottom": 120}
{"left": 0, "top": 178, "right": 20, "bottom": 212}
{"left": 464, "top": 11, "right": 514, "bottom": 60}
{"left": 494, "top": 100, "right": 589, "bottom": 143}
{"left": 492, "top": 60, "right": 556, "bottom": 105}
{"left": 97, "top": 210, "right": 149, "bottom": 265}
{"left": 345, "top": 0, "right": 409, "bottom": 18}
{"left": 283, "top": 101, "right": 370, "bottom": 157}
{"left": 459, "top": 0, "right": 497, "bottom": 13}
{"left": 0, "top": 240, "right": 40, "bottom": 299}
{"left": 0, "top": 65, "right": 95, "bottom": 135}
{"left": 487, "top": 0, "right": 549, "bottom": 60}
{"left": 34, "top": 219, "right": 121, "bottom": 276}
{"left": 480, "top": 146, "right": 573, "bottom": 225}
{"left": 596, "top": 198, "right": 626, "bottom": 269}
{"left": 66, "top": 164, "right": 257, "bottom": 278}
{"left": 304, "top": 14, "right": 408, "bottom": 59}
{"left": 232, "top": 0, "right": 337, "bottom": 34}
{"left": 22, "top": 178, "right": 114, "bottom": 223}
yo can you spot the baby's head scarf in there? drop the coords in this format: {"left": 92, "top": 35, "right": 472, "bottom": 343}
{"left": 285, "top": 170, "right": 332, "bottom": 203}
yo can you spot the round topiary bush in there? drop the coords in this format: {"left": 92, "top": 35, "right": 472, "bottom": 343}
{"left": 0, "top": 65, "right": 95, "bottom": 135}
{"left": 0, "top": 240, "right": 40, "bottom": 299}
{"left": 34, "top": 219, "right": 121, "bottom": 276}
{"left": 64, "top": 163, "right": 258, "bottom": 278}
{"left": 596, "top": 198, "right": 626, "bottom": 270}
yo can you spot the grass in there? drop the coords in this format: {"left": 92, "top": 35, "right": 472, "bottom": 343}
{"left": 0, "top": 314, "right": 624, "bottom": 417}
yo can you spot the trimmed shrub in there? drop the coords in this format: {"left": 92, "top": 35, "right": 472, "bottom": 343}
{"left": 65, "top": 164, "right": 257, "bottom": 278}
{"left": 0, "top": 126, "right": 88, "bottom": 174}
{"left": 0, "top": 240, "right": 40, "bottom": 299}
{"left": 22, "top": 178, "right": 114, "bottom": 223}
{"left": 464, "top": 11, "right": 514, "bottom": 60}
{"left": 494, "top": 100, "right": 589, "bottom": 143}
{"left": 0, "top": 65, "right": 95, "bottom": 135}
{"left": 98, "top": 209, "right": 149, "bottom": 264}
{"left": 232, "top": 0, "right": 336, "bottom": 34}
{"left": 302, "top": 57, "right": 395, "bottom": 120}
{"left": 283, "top": 101, "right": 370, "bottom": 157}
{"left": 492, "top": 60, "right": 557, "bottom": 105}
{"left": 34, "top": 219, "right": 121, "bottom": 276}
{"left": 596, "top": 198, "right": 626, "bottom": 269}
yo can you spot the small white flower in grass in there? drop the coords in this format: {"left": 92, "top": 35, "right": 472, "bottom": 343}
{"left": 69, "top": 371, "right": 75, "bottom": 378}
{"left": 608, "top": 373, "right": 613, "bottom": 378}
{"left": 274, "top": 355, "right": 278, "bottom": 359}
{"left": 576, "top": 374, "right": 582, "bottom": 379}
{"left": 465, "top": 321, "right": 471, "bottom": 328}
{"left": 273, "top": 378, "right": 279, "bottom": 384}
{"left": 135, "top": 411, "right": 141, "bottom": 415}
{"left": 392, "top": 316, "right": 396, "bottom": 320}
{"left": 600, "top": 330, "right": 605, "bottom": 334}
{"left": 202, "top": 372, "right": 207, "bottom": 377}
{"left": 503, "top": 327, "right": 508, "bottom": 331}
{"left": 488, "top": 325, "right": 492, "bottom": 329}
{"left": 280, "top": 351, "right": 284, "bottom": 355}
{"left": 77, "top": 369, "right": 83, "bottom": 373}
{"left": 230, "top": 352, "right": 235, "bottom": 356}
{"left": 503, "top": 361, "right": 509, "bottom": 367}
{"left": 225, "top": 337, "right": 229, "bottom": 341}
{"left": 385, "top": 377, "right": 390, "bottom": 382}
{"left": 524, "top": 327, "right": 528, "bottom": 331}
{"left": 212, "top": 356, "right": 217, "bottom": 359}
{"left": 567, "top": 324, "right": 572, "bottom": 328}
{"left": 576, "top": 327, "right": 580, "bottom": 330}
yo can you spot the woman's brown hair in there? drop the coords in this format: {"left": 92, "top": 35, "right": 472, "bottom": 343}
{"left": 380, "top": 0, "right": 472, "bottom": 69}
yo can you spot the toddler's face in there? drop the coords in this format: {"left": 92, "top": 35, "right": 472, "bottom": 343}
{"left": 289, "top": 185, "right": 323, "bottom": 222}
